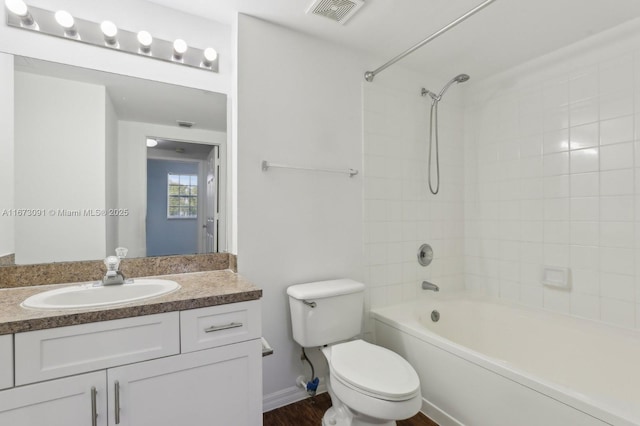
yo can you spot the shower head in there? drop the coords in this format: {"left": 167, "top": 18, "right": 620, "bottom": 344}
{"left": 437, "top": 74, "right": 470, "bottom": 99}
{"left": 421, "top": 73, "right": 470, "bottom": 102}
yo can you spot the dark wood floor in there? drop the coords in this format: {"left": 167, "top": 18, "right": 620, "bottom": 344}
{"left": 263, "top": 393, "right": 438, "bottom": 426}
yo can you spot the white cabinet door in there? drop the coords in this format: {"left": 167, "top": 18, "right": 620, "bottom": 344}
{"left": 0, "top": 371, "right": 107, "bottom": 426}
{"left": 107, "top": 339, "right": 262, "bottom": 426}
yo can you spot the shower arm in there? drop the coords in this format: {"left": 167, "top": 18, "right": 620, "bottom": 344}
{"left": 364, "top": 0, "right": 497, "bottom": 82}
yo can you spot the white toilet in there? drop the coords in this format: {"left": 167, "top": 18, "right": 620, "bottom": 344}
{"left": 287, "top": 279, "right": 421, "bottom": 426}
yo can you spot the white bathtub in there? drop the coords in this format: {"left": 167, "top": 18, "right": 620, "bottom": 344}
{"left": 371, "top": 294, "right": 640, "bottom": 426}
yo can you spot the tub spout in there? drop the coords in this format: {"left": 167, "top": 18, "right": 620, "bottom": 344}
{"left": 422, "top": 281, "right": 439, "bottom": 292}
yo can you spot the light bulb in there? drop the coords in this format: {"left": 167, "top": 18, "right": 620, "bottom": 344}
{"left": 172, "top": 39, "right": 187, "bottom": 61}
{"left": 5, "top": 0, "right": 27, "bottom": 16}
{"left": 202, "top": 47, "right": 217, "bottom": 67}
{"left": 54, "top": 10, "right": 76, "bottom": 36}
{"left": 100, "top": 20, "right": 118, "bottom": 45}
{"left": 137, "top": 30, "right": 153, "bottom": 53}
{"left": 5, "top": 0, "right": 34, "bottom": 27}
{"left": 54, "top": 10, "right": 73, "bottom": 28}
{"left": 146, "top": 138, "right": 158, "bottom": 147}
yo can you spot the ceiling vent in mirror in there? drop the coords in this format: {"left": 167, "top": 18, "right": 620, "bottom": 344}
{"left": 177, "top": 120, "right": 195, "bottom": 128}
{"left": 306, "top": 0, "right": 365, "bottom": 24}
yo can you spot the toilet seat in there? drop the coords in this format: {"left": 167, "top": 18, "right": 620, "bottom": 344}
{"left": 326, "top": 340, "right": 420, "bottom": 402}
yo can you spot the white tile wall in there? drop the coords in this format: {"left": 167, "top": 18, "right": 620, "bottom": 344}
{"left": 362, "top": 78, "right": 465, "bottom": 335}
{"left": 465, "top": 38, "right": 640, "bottom": 329}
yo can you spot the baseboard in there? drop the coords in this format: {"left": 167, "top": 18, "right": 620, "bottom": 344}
{"left": 263, "top": 383, "right": 328, "bottom": 413}
{"left": 421, "top": 398, "right": 464, "bottom": 426}
{"left": 264, "top": 387, "right": 457, "bottom": 424}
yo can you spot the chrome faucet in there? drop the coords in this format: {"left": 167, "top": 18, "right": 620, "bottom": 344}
{"left": 421, "top": 281, "right": 439, "bottom": 292}
{"left": 102, "top": 247, "right": 128, "bottom": 285}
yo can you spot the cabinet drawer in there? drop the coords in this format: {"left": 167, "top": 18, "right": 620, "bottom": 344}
{"left": 0, "top": 334, "right": 12, "bottom": 390}
{"left": 180, "top": 300, "right": 261, "bottom": 353}
{"left": 15, "top": 312, "right": 180, "bottom": 385}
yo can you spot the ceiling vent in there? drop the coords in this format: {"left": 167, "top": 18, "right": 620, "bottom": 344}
{"left": 306, "top": 0, "right": 365, "bottom": 24}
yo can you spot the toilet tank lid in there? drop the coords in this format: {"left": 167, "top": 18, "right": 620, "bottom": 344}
{"left": 287, "top": 279, "right": 365, "bottom": 300}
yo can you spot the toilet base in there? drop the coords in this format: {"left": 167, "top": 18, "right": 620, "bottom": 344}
{"left": 322, "top": 407, "right": 396, "bottom": 426}
{"left": 321, "top": 381, "right": 396, "bottom": 426}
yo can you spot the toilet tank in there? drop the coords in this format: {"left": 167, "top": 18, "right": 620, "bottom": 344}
{"left": 287, "top": 279, "right": 365, "bottom": 347}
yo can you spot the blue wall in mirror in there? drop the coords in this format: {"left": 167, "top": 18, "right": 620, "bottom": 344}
{"left": 146, "top": 159, "right": 199, "bottom": 256}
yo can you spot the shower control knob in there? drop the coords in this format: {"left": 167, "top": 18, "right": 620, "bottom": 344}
{"left": 417, "top": 244, "right": 433, "bottom": 267}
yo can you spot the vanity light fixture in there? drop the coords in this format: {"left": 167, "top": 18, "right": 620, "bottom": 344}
{"left": 137, "top": 30, "right": 152, "bottom": 54}
{"left": 4, "top": 2, "right": 219, "bottom": 72}
{"left": 172, "top": 38, "right": 187, "bottom": 61}
{"left": 146, "top": 138, "right": 158, "bottom": 148}
{"left": 54, "top": 10, "right": 77, "bottom": 38}
{"left": 100, "top": 20, "right": 118, "bottom": 46}
{"left": 4, "top": 0, "right": 34, "bottom": 27}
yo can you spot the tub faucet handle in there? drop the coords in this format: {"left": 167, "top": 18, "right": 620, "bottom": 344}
{"left": 422, "top": 281, "right": 439, "bottom": 292}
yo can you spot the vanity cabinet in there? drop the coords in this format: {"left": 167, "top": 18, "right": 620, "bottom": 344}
{"left": 0, "top": 300, "right": 262, "bottom": 426}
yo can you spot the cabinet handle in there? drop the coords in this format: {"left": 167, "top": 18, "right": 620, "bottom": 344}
{"left": 204, "top": 322, "right": 243, "bottom": 333}
{"left": 115, "top": 380, "right": 121, "bottom": 424}
{"left": 90, "top": 386, "right": 98, "bottom": 426}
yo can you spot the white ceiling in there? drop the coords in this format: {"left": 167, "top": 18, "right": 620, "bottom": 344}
{"left": 150, "top": 138, "right": 215, "bottom": 159}
{"left": 148, "top": 0, "right": 640, "bottom": 81}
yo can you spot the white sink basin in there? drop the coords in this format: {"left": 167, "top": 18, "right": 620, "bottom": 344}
{"left": 21, "top": 279, "right": 181, "bottom": 310}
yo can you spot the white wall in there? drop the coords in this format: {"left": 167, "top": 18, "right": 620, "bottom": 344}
{"left": 229, "top": 18, "right": 238, "bottom": 256}
{"left": 14, "top": 72, "right": 106, "bottom": 264}
{"left": 464, "top": 17, "right": 640, "bottom": 329}
{"left": 0, "top": 53, "right": 14, "bottom": 258}
{"left": 236, "top": 15, "right": 364, "bottom": 408}
{"left": 105, "top": 92, "right": 119, "bottom": 255}
{"left": 117, "top": 121, "right": 224, "bottom": 257}
{"left": 361, "top": 67, "right": 466, "bottom": 338}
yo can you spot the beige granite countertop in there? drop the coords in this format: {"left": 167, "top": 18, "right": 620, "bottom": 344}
{"left": 0, "top": 270, "right": 262, "bottom": 335}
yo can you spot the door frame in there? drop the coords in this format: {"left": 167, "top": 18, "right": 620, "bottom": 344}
{"left": 146, "top": 139, "right": 224, "bottom": 254}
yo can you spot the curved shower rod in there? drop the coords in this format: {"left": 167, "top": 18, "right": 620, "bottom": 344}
{"left": 364, "top": 0, "right": 497, "bottom": 82}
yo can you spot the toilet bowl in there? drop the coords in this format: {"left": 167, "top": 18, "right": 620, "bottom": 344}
{"left": 287, "top": 279, "right": 422, "bottom": 426}
{"left": 320, "top": 340, "right": 421, "bottom": 426}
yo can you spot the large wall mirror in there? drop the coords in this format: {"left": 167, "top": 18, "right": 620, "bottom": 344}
{"left": 7, "top": 56, "right": 228, "bottom": 265}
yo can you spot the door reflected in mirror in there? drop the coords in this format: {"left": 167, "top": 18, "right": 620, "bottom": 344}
{"left": 146, "top": 140, "right": 220, "bottom": 257}
{"left": 8, "top": 56, "right": 227, "bottom": 265}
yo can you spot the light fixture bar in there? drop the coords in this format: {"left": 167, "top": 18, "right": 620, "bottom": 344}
{"left": 5, "top": 4, "right": 219, "bottom": 73}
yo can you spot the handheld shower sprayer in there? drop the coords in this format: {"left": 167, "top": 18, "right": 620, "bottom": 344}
{"left": 421, "top": 74, "right": 470, "bottom": 104}
{"left": 421, "top": 74, "right": 470, "bottom": 194}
